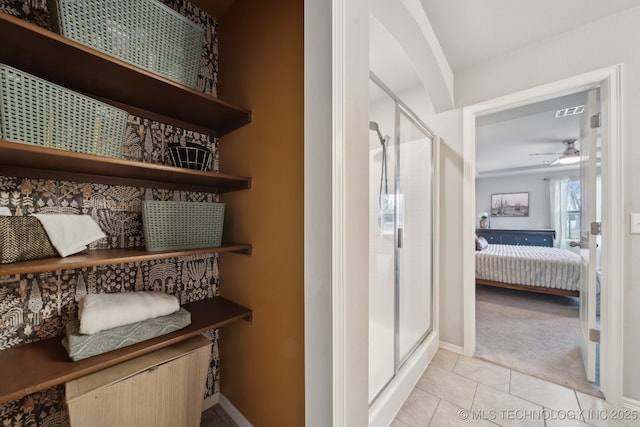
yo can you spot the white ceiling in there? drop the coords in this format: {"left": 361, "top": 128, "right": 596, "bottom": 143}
{"left": 419, "top": 0, "right": 640, "bottom": 72}
{"left": 475, "top": 91, "right": 587, "bottom": 176}
{"left": 369, "top": 16, "right": 423, "bottom": 99}
{"left": 370, "top": 1, "right": 637, "bottom": 175}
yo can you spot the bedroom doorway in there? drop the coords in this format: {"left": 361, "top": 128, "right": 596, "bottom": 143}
{"left": 472, "top": 88, "right": 602, "bottom": 395}
{"left": 462, "top": 66, "right": 623, "bottom": 404}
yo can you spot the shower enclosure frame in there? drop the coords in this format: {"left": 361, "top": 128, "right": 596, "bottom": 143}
{"left": 369, "top": 72, "right": 438, "bottom": 408}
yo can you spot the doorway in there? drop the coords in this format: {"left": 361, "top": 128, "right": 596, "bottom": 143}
{"left": 461, "top": 66, "right": 624, "bottom": 404}
{"left": 472, "top": 89, "right": 601, "bottom": 395}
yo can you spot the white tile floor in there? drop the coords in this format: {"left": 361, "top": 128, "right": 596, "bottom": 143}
{"left": 392, "top": 349, "right": 640, "bottom": 427}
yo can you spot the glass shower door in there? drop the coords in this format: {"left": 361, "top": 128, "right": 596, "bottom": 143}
{"left": 368, "top": 76, "right": 435, "bottom": 405}
{"left": 368, "top": 81, "right": 397, "bottom": 402}
{"left": 396, "top": 109, "right": 433, "bottom": 363}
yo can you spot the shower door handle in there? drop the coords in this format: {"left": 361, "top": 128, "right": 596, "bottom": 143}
{"left": 397, "top": 228, "right": 403, "bottom": 248}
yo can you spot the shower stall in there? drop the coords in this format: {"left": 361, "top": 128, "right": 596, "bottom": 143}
{"left": 368, "top": 74, "right": 438, "bottom": 425}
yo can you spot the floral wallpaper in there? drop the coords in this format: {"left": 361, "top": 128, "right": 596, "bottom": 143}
{"left": 0, "top": 1, "right": 224, "bottom": 426}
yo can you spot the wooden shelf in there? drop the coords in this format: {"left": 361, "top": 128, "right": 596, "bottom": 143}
{"left": 0, "top": 12, "right": 251, "bottom": 137}
{"left": 0, "top": 140, "right": 251, "bottom": 193}
{"left": 0, "top": 14, "right": 255, "bottom": 408}
{"left": 0, "top": 244, "right": 252, "bottom": 276}
{"left": 0, "top": 296, "right": 252, "bottom": 404}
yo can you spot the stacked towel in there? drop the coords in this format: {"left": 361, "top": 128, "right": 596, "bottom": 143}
{"left": 62, "top": 291, "right": 190, "bottom": 361}
{"left": 63, "top": 308, "right": 192, "bottom": 361}
{"left": 79, "top": 291, "right": 180, "bottom": 335}
{"left": 30, "top": 214, "right": 106, "bottom": 257}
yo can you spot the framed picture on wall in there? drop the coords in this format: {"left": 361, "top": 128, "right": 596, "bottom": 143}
{"left": 491, "top": 192, "right": 529, "bottom": 217}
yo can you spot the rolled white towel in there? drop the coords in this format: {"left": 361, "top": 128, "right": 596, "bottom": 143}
{"left": 31, "top": 214, "right": 106, "bottom": 257}
{"left": 79, "top": 292, "right": 180, "bottom": 335}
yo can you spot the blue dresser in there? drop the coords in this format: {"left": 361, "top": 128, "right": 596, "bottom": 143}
{"left": 475, "top": 229, "right": 556, "bottom": 247}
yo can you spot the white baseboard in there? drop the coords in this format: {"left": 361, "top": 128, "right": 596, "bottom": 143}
{"left": 202, "top": 393, "right": 220, "bottom": 412}
{"left": 219, "top": 394, "right": 254, "bottom": 427}
{"left": 621, "top": 396, "right": 640, "bottom": 411}
{"left": 439, "top": 341, "right": 463, "bottom": 354}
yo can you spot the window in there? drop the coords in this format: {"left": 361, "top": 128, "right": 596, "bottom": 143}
{"left": 566, "top": 179, "right": 581, "bottom": 240}
{"left": 550, "top": 177, "right": 580, "bottom": 249}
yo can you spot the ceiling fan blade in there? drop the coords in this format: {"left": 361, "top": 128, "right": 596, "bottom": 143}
{"left": 528, "top": 152, "right": 563, "bottom": 156}
{"left": 525, "top": 138, "right": 570, "bottom": 143}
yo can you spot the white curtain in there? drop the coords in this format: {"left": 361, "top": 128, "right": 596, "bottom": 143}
{"left": 549, "top": 177, "right": 570, "bottom": 249}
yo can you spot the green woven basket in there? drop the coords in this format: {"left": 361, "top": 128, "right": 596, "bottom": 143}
{"left": 48, "top": 0, "right": 204, "bottom": 88}
{"left": 0, "top": 64, "right": 127, "bottom": 158}
{"left": 142, "top": 201, "right": 225, "bottom": 252}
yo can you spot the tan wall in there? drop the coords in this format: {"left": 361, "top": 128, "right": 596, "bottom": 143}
{"left": 216, "top": 0, "right": 304, "bottom": 425}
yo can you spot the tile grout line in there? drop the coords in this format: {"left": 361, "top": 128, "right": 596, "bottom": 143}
{"left": 418, "top": 351, "right": 612, "bottom": 427}
{"left": 426, "top": 397, "right": 443, "bottom": 427}
{"left": 455, "top": 359, "right": 588, "bottom": 420}
{"left": 451, "top": 353, "right": 461, "bottom": 372}
{"left": 573, "top": 389, "right": 599, "bottom": 427}
{"left": 470, "top": 380, "right": 479, "bottom": 411}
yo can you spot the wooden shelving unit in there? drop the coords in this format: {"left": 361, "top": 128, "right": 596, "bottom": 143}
{"left": 0, "top": 9, "right": 254, "bottom": 409}
{"left": 0, "top": 140, "right": 251, "bottom": 193}
{"left": 0, "top": 12, "right": 251, "bottom": 137}
{"left": 0, "top": 297, "right": 252, "bottom": 405}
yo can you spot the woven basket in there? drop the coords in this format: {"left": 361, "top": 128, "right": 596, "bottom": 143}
{"left": 48, "top": 0, "right": 204, "bottom": 88}
{"left": 142, "top": 201, "right": 224, "bottom": 252}
{"left": 0, "top": 217, "right": 58, "bottom": 264}
{"left": 0, "top": 64, "right": 127, "bottom": 158}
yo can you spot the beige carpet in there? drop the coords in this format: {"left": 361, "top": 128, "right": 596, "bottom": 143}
{"left": 475, "top": 285, "right": 602, "bottom": 397}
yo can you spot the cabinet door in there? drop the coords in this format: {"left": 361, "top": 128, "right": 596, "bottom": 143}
{"left": 67, "top": 337, "right": 211, "bottom": 427}
{"left": 522, "top": 234, "right": 552, "bottom": 247}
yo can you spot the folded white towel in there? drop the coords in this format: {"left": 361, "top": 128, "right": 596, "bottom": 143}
{"left": 31, "top": 214, "right": 106, "bottom": 257}
{"left": 79, "top": 292, "right": 180, "bottom": 335}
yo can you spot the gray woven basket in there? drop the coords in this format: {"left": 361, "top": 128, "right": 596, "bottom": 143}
{"left": 142, "top": 201, "right": 224, "bottom": 252}
{"left": 0, "top": 64, "right": 127, "bottom": 158}
{"left": 48, "top": 0, "right": 204, "bottom": 88}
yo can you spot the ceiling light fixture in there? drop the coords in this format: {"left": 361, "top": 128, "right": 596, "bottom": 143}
{"left": 552, "top": 140, "right": 580, "bottom": 165}
{"left": 555, "top": 154, "right": 581, "bottom": 165}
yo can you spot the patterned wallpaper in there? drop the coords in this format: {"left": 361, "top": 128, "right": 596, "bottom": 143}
{"left": 0, "top": 1, "right": 223, "bottom": 426}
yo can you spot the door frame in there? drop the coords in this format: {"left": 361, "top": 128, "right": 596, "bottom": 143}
{"left": 461, "top": 65, "right": 624, "bottom": 404}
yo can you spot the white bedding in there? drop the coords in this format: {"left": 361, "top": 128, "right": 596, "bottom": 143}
{"left": 475, "top": 244, "right": 581, "bottom": 292}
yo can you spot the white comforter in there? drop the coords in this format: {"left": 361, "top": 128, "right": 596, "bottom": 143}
{"left": 476, "top": 244, "right": 581, "bottom": 291}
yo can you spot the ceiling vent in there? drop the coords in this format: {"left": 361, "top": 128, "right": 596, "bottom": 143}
{"left": 555, "top": 105, "right": 584, "bottom": 118}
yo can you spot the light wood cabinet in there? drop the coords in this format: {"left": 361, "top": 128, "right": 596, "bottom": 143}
{"left": 0, "top": 297, "right": 250, "bottom": 404}
{"left": 66, "top": 335, "right": 212, "bottom": 427}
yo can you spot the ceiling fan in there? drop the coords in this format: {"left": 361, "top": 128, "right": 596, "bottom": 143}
{"left": 528, "top": 139, "right": 580, "bottom": 165}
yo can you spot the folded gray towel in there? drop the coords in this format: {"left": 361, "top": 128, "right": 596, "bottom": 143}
{"left": 62, "top": 308, "right": 191, "bottom": 361}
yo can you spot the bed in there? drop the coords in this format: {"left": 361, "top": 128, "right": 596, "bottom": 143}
{"left": 475, "top": 241, "right": 581, "bottom": 297}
